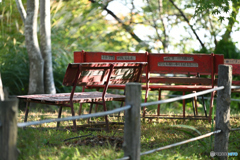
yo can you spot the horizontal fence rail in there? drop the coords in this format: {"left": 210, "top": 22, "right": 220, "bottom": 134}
{"left": 231, "top": 128, "right": 240, "bottom": 131}
{"left": 117, "top": 130, "right": 222, "bottom": 160}
{"left": 17, "top": 105, "right": 131, "bottom": 128}
{"left": 231, "top": 86, "right": 240, "bottom": 89}
{"left": 140, "top": 130, "right": 221, "bottom": 156}
{"left": 141, "top": 86, "right": 224, "bottom": 107}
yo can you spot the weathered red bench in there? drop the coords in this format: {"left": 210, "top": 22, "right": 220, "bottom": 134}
{"left": 145, "top": 53, "right": 224, "bottom": 121}
{"left": 74, "top": 51, "right": 224, "bottom": 121}
{"left": 17, "top": 62, "right": 146, "bottom": 131}
{"left": 224, "top": 59, "right": 240, "bottom": 91}
{"left": 74, "top": 51, "right": 149, "bottom": 101}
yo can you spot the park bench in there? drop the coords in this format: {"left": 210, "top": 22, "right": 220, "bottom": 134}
{"left": 144, "top": 53, "right": 224, "bottom": 121}
{"left": 74, "top": 51, "right": 149, "bottom": 102}
{"left": 224, "top": 59, "right": 240, "bottom": 92}
{"left": 17, "top": 62, "right": 146, "bottom": 131}
{"left": 74, "top": 51, "right": 224, "bottom": 121}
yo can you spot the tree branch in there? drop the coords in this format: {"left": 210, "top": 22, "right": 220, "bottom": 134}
{"left": 168, "top": 0, "right": 205, "bottom": 49}
{"left": 89, "top": 0, "right": 149, "bottom": 50}
{"left": 15, "top": 0, "right": 26, "bottom": 24}
{"left": 158, "top": 0, "right": 169, "bottom": 52}
{"left": 146, "top": 0, "right": 164, "bottom": 47}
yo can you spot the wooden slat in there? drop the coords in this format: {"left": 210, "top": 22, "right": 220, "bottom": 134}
{"left": 148, "top": 53, "right": 224, "bottom": 74}
{"left": 18, "top": 92, "right": 125, "bottom": 104}
{"left": 148, "top": 85, "right": 213, "bottom": 91}
{"left": 224, "top": 59, "right": 240, "bottom": 75}
{"left": 74, "top": 51, "right": 148, "bottom": 63}
{"left": 148, "top": 76, "right": 217, "bottom": 85}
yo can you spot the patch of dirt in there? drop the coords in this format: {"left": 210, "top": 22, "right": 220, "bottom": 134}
{"left": 65, "top": 135, "right": 124, "bottom": 150}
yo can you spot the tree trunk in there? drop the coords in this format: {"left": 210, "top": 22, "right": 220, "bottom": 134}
{"left": 25, "top": 0, "right": 44, "bottom": 94}
{"left": 0, "top": 73, "right": 4, "bottom": 101}
{"left": 222, "top": 2, "right": 240, "bottom": 42}
{"left": 40, "top": 0, "right": 56, "bottom": 94}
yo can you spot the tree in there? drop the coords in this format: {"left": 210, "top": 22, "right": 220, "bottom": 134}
{"left": 90, "top": 0, "right": 240, "bottom": 53}
{"left": 89, "top": 0, "right": 207, "bottom": 53}
{"left": 40, "top": 0, "right": 55, "bottom": 94}
{"left": 15, "top": 0, "right": 56, "bottom": 94}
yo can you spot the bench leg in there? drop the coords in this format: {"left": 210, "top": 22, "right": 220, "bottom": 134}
{"left": 183, "top": 92, "right": 185, "bottom": 118}
{"left": 192, "top": 97, "right": 196, "bottom": 117}
{"left": 78, "top": 86, "right": 85, "bottom": 115}
{"left": 157, "top": 89, "right": 161, "bottom": 116}
{"left": 95, "top": 88, "right": 100, "bottom": 113}
{"left": 57, "top": 106, "right": 62, "bottom": 128}
{"left": 194, "top": 94, "right": 198, "bottom": 116}
{"left": 102, "top": 101, "right": 109, "bottom": 131}
{"left": 87, "top": 102, "right": 94, "bottom": 124}
{"left": 202, "top": 95, "right": 207, "bottom": 117}
{"left": 142, "top": 89, "right": 149, "bottom": 117}
{"left": 70, "top": 103, "right": 77, "bottom": 131}
{"left": 24, "top": 101, "right": 30, "bottom": 122}
{"left": 208, "top": 91, "right": 215, "bottom": 123}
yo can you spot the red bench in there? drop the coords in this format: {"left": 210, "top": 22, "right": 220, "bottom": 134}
{"left": 17, "top": 62, "right": 146, "bottom": 131}
{"left": 146, "top": 53, "right": 224, "bottom": 121}
{"left": 74, "top": 51, "right": 149, "bottom": 101}
{"left": 224, "top": 59, "right": 240, "bottom": 89}
{"left": 74, "top": 51, "right": 224, "bottom": 121}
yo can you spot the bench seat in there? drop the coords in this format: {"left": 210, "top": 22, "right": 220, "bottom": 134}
{"left": 18, "top": 62, "right": 146, "bottom": 131}
{"left": 17, "top": 91, "right": 125, "bottom": 104}
{"left": 148, "top": 85, "right": 213, "bottom": 91}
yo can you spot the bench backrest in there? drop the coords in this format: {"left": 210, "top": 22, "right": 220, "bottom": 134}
{"left": 224, "top": 59, "right": 240, "bottom": 75}
{"left": 74, "top": 51, "right": 148, "bottom": 63}
{"left": 224, "top": 59, "right": 240, "bottom": 86}
{"left": 148, "top": 53, "right": 223, "bottom": 74}
{"left": 74, "top": 51, "right": 149, "bottom": 83}
{"left": 63, "top": 62, "right": 146, "bottom": 87}
{"left": 73, "top": 51, "right": 224, "bottom": 87}
{"left": 147, "top": 53, "right": 224, "bottom": 86}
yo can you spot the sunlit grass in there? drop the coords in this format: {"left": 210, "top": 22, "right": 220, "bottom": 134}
{"left": 17, "top": 103, "right": 240, "bottom": 160}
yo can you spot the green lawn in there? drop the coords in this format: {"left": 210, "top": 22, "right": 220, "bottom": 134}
{"left": 16, "top": 91, "right": 240, "bottom": 159}
{"left": 17, "top": 113, "right": 240, "bottom": 159}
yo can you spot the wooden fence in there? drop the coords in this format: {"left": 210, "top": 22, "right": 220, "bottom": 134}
{"left": 0, "top": 64, "right": 239, "bottom": 160}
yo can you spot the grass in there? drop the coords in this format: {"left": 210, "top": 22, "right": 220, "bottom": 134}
{"left": 16, "top": 90, "right": 240, "bottom": 159}
{"left": 16, "top": 101, "right": 240, "bottom": 160}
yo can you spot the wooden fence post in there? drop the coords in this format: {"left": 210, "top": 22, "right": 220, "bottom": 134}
{"left": 214, "top": 65, "right": 232, "bottom": 160}
{"left": 0, "top": 99, "right": 19, "bottom": 160}
{"left": 123, "top": 83, "right": 141, "bottom": 160}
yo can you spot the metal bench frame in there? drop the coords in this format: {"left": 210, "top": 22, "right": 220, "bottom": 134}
{"left": 74, "top": 51, "right": 224, "bottom": 122}
{"left": 18, "top": 62, "right": 146, "bottom": 131}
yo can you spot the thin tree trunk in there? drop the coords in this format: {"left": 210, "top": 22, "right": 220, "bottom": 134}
{"left": 0, "top": 73, "right": 4, "bottom": 101}
{"left": 25, "top": 0, "right": 44, "bottom": 94}
{"left": 40, "top": 0, "right": 56, "bottom": 94}
{"left": 15, "top": 0, "right": 26, "bottom": 24}
{"left": 158, "top": 0, "right": 169, "bottom": 53}
{"left": 222, "top": 2, "right": 240, "bottom": 42}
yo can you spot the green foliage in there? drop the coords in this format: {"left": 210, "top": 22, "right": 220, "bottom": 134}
{"left": 0, "top": 0, "right": 135, "bottom": 95}
{"left": 192, "top": 47, "right": 212, "bottom": 54}
{"left": 50, "top": 0, "right": 134, "bottom": 52}
{"left": 194, "top": 0, "right": 230, "bottom": 15}
{"left": 214, "top": 40, "right": 240, "bottom": 59}
{"left": 0, "top": 38, "right": 29, "bottom": 95}
{"left": 0, "top": 0, "right": 29, "bottom": 95}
